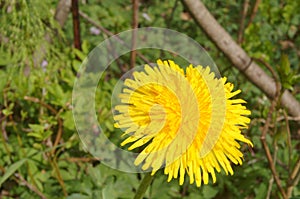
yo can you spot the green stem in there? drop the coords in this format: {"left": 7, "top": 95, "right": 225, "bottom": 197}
{"left": 134, "top": 172, "right": 155, "bottom": 199}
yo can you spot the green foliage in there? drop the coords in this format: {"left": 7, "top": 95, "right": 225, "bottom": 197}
{"left": 0, "top": 0, "right": 299, "bottom": 198}
{"left": 278, "top": 54, "right": 300, "bottom": 90}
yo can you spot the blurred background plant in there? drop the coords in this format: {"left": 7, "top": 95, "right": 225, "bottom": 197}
{"left": 0, "top": 0, "right": 299, "bottom": 198}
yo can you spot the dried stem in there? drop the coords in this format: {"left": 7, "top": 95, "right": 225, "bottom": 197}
{"left": 237, "top": 0, "right": 249, "bottom": 44}
{"left": 78, "top": 11, "right": 151, "bottom": 65}
{"left": 287, "top": 158, "right": 300, "bottom": 198}
{"left": 266, "top": 142, "right": 278, "bottom": 199}
{"left": 23, "top": 96, "right": 67, "bottom": 194}
{"left": 246, "top": 0, "right": 261, "bottom": 29}
{"left": 254, "top": 58, "right": 280, "bottom": 90}
{"left": 23, "top": 96, "right": 64, "bottom": 155}
{"left": 181, "top": 0, "right": 300, "bottom": 117}
{"left": 256, "top": 58, "right": 287, "bottom": 198}
{"left": 52, "top": 115, "right": 64, "bottom": 155}
{"left": 24, "top": 96, "right": 57, "bottom": 114}
{"left": 71, "top": 0, "right": 81, "bottom": 50}
{"left": 50, "top": 157, "right": 68, "bottom": 196}
{"left": 60, "top": 157, "right": 100, "bottom": 163}
{"left": 277, "top": 116, "right": 300, "bottom": 122}
{"left": 9, "top": 116, "right": 39, "bottom": 191}
{"left": 261, "top": 111, "right": 287, "bottom": 198}
{"left": 130, "top": 0, "right": 139, "bottom": 69}
{"left": 15, "top": 173, "right": 47, "bottom": 199}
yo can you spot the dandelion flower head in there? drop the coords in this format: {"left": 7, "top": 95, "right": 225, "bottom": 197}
{"left": 114, "top": 59, "right": 253, "bottom": 187}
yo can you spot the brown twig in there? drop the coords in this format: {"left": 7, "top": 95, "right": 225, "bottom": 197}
{"left": 277, "top": 115, "right": 300, "bottom": 122}
{"left": 256, "top": 58, "right": 287, "bottom": 198}
{"left": 24, "top": 96, "right": 57, "bottom": 114}
{"left": 246, "top": 0, "right": 261, "bottom": 29}
{"left": 52, "top": 115, "right": 64, "bottom": 155}
{"left": 130, "top": 0, "right": 139, "bottom": 69}
{"left": 266, "top": 142, "right": 278, "bottom": 199}
{"left": 261, "top": 112, "right": 287, "bottom": 198}
{"left": 254, "top": 58, "right": 280, "bottom": 91}
{"left": 79, "top": 11, "right": 116, "bottom": 37}
{"left": 102, "top": 30, "right": 124, "bottom": 74}
{"left": 59, "top": 157, "right": 100, "bottom": 163}
{"left": 78, "top": 11, "right": 151, "bottom": 65}
{"left": 237, "top": 0, "right": 249, "bottom": 44}
{"left": 15, "top": 173, "right": 47, "bottom": 199}
{"left": 181, "top": 0, "right": 300, "bottom": 117}
{"left": 50, "top": 157, "right": 68, "bottom": 196}
{"left": 7, "top": 111, "right": 40, "bottom": 191}
{"left": 251, "top": 114, "right": 300, "bottom": 127}
{"left": 71, "top": 0, "right": 81, "bottom": 50}
{"left": 287, "top": 157, "right": 300, "bottom": 198}
{"left": 79, "top": 10, "right": 121, "bottom": 60}
{"left": 23, "top": 96, "right": 64, "bottom": 155}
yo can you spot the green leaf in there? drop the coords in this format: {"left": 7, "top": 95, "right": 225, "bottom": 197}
{"left": 29, "top": 124, "right": 44, "bottom": 132}
{"left": 254, "top": 183, "right": 267, "bottom": 199}
{"left": 73, "top": 48, "right": 86, "bottom": 61}
{"left": 28, "top": 124, "right": 46, "bottom": 140}
{"left": 2, "top": 103, "right": 14, "bottom": 116}
{"left": 0, "top": 158, "right": 27, "bottom": 187}
{"left": 105, "top": 120, "right": 114, "bottom": 132}
{"left": 27, "top": 132, "right": 44, "bottom": 140}
{"left": 2, "top": 109, "right": 13, "bottom": 116}
{"left": 72, "top": 59, "right": 81, "bottom": 73}
{"left": 81, "top": 40, "right": 90, "bottom": 54}
{"left": 282, "top": 82, "right": 293, "bottom": 91}
{"left": 67, "top": 194, "right": 90, "bottom": 199}
{"left": 291, "top": 74, "right": 300, "bottom": 84}
{"left": 150, "top": 175, "right": 173, "bottom": 199}
{"left": 202, "top": 186, "right": 219, "bottom": 199}
{"left": 280, "top": 54, "right": 290, "bottom": 75}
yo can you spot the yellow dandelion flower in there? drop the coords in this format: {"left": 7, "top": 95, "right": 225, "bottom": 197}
{"left": 114, "top": 59, "right": 253, "bottom": 187}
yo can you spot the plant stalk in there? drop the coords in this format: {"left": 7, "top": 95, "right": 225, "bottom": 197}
{"left": 134, "top": 172, "right": 155, "bottom": 199}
